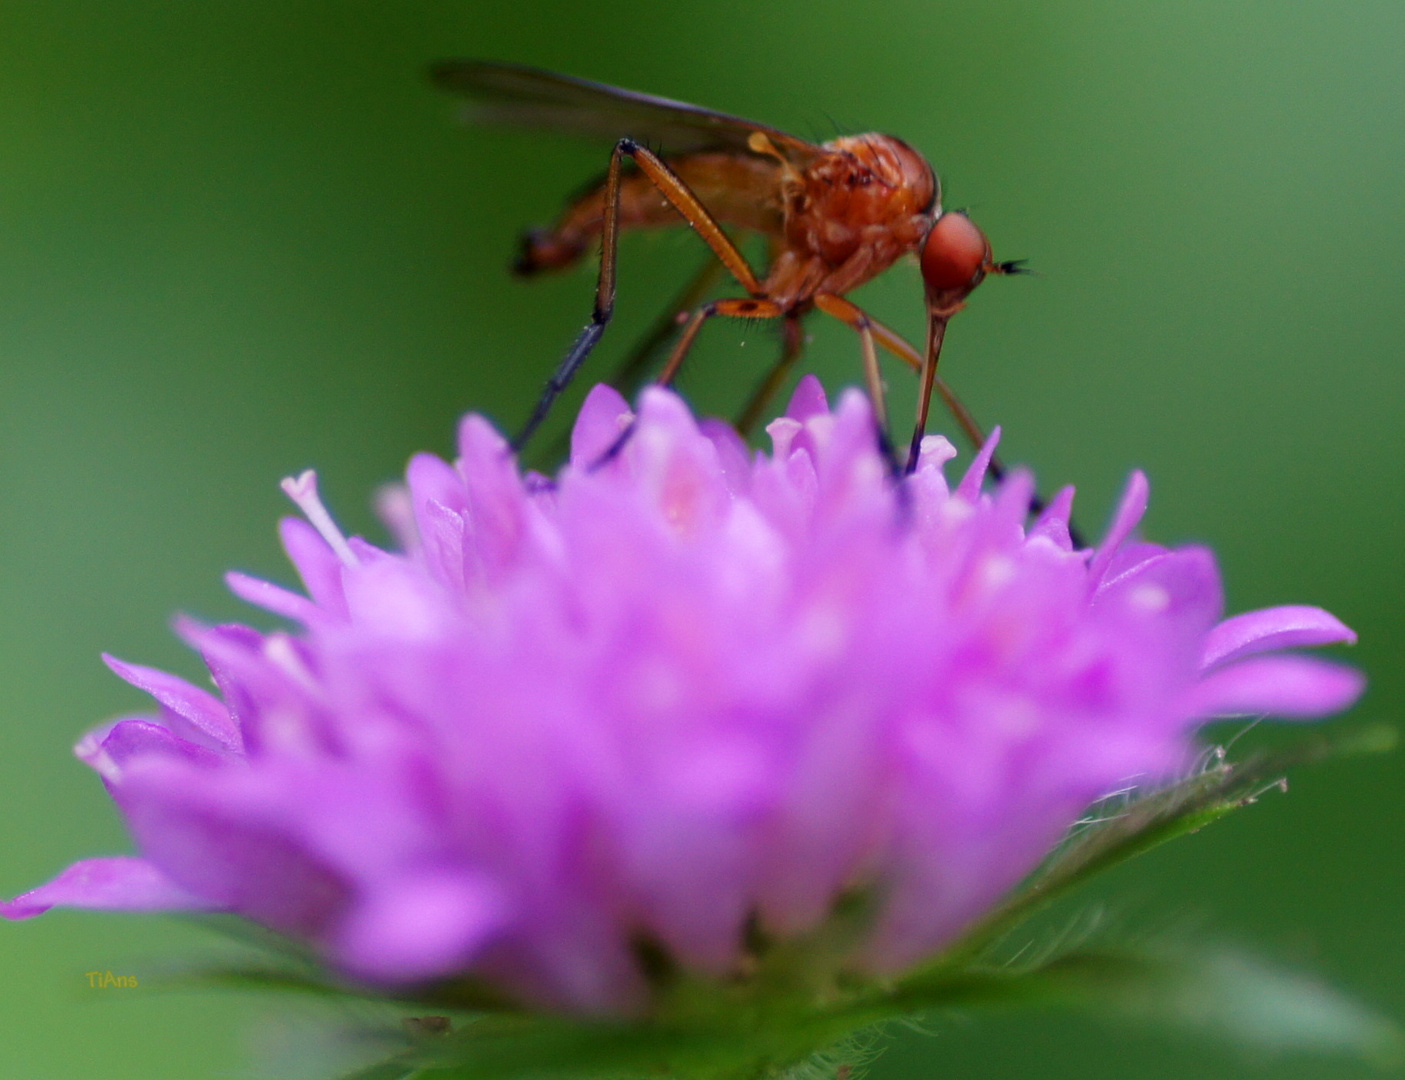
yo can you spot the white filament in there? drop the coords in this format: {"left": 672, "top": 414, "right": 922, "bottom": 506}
{"left": 280, "top": 469, "right": 359, "bottom": 567}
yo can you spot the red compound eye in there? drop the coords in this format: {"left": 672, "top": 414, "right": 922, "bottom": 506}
{"left": 920, "top": 212, "right": 991, "bottom": 296}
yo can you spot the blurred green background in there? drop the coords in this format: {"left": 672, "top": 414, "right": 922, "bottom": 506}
{"left": 1, "top": 2, "right": 1401, "bottom": 1076}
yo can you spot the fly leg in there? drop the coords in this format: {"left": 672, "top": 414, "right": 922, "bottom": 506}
{"left": 812, "top": 293, "right": 902, "bottom": 480}
{"left": 541, "top": 256, "right": 724, "bottom": 466}
{"left": 608, "top": 256, "right": 726, "bottom": 400}
{"left": 841, "top": 308, "right": 1085, "bottom": 546}
{"left": 905, "top": 312, "right": 947, "bottom": 475}
{"left": 512, "top": 138, "right": 767, "bottom": 454}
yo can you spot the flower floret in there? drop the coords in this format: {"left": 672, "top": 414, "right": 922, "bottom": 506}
{"left": 3, "top": 379, "right": 1362, "bottom": 1013}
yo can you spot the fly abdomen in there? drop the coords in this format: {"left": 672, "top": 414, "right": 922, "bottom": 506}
{"left": 513, "top": 227, "right": 587, "bottom": 277}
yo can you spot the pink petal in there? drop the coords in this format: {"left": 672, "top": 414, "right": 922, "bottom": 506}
{"left": 955, "top": 426, "right": 1002, "bottom": 502}
{"left": 457, "top": 414, "right": 532, "bottom": 580}
{"left": 334, "top": 869, "right": 506, "bottom": 982}
{"left": 1202, "top": 605, "right": 1357, "bottom": 670}
{"left": 570, "top": 384, "right": 632, "bottom": 467}
{"left": 417, "top": 498, "right": 467, "bottom": 593}
{"left": 102, "top": 654, "right": 240, "bottom": 751}
{"left": 636, "top": 385, "right": 705, "bottom": 440}
{"left": 1088, "top": 469, "right": 1149, "bottom": 589}
{"left": 77, "top": 718, "right": 230, "bottom": 782}
{"left": 1030, "top": 485, "right": 1077, "bottom": 550}
{"left": 407, "top": 453, "right": 471, "bottom": 570}
{"left": 1, "top": 857, "right": 214, "bottom": 919}
{"left": 1191, "top": 656, "right": 1366, "bottom": 719}
{"left": 117, "top": 770, "right": 351, "bottom": 937}
{"left": 279, "top": 516, "right": 348, "bottom": 618}
{"left": 699, "top": 418, "right": 752, "bottom": 495}
{"left": 407, "top": 452, "right": 468, "bottom": 515}
{"left": 226, "top": 571, "right": 321, "bottom": 625}
{"left": 785, "top": 374, "right": 829, "bottom": 422}
{"left": 1095, "top": 546, "right": 1222, "bottom": 631}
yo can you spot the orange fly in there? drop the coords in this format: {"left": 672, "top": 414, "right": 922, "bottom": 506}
{"left": 431, "top": 60, "right": 1025, "bottom": 476}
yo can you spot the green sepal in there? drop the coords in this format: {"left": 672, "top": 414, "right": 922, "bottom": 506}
{"left": 331, "top": 941, "right": 1401, "bottom": 1080}
{"left": 930, "top": 721, "right": 1395, "bottom": 969}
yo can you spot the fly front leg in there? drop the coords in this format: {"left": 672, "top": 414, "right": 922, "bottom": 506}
{"left": 905, "top": 313, "right": 947, "bottom": 475}
{"left": 830, "top": 307, "right": 988, "bottom": 458}
{"left": 824, "top": 306, "right": 1084, "bottom": 544}
{"left": 512, "top": 139, "right": 767, "bottom": 455}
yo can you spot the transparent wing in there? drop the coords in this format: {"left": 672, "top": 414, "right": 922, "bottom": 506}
{"left": 430, "top": 60, "right": 821, "bottom": 167}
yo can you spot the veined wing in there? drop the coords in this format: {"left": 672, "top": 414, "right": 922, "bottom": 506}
{"left": 430, "top": 59, "right": 821, "bottom": 168}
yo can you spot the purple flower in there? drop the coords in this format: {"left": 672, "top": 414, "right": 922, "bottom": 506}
{"left": 3, "top": 380, "right": 1363, "bottom": 1013}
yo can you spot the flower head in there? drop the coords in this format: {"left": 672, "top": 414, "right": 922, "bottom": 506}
{"left": 4, "top": 379, "right": 1363, "bottom": 1013}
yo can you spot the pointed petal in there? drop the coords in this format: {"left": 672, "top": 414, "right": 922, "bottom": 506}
{"left": 1, "top": 857, "right": 214, "bottom": 919}
{"left": 416, "top": 498, "right": 467, "bottom": 593}
{"left": 102, "top": 654, "right": 240, "bottom": 751}
{"left": 77, "top": 718, "right": 230, "bottom": 783}
{"left": 1088, "top": 470, "right": 1149, "bottom": 588}
{"left": 570, "top": 384, "right": 632, "bottom": 467}
{"left": 992, "top": 467, "right": 1036, "bottom": 525}
{"left": 785, "top": 374, "right": 829, "bottom": 421}
{"left": 278, "top": 516, "right": 348, "bottom": 618}
{"left": 636, "top": 385, "right": 705, "bottom": 440}
{"left": 225, "top": 571, "right": 321, "bottom": 625}
{"left": 407, "top": 453, "right": 470, "bottom": 575}
{"left": 1192, "top": 656, "right": 1366, "bottom": 719}
{"left": 699, "top": 418, "right": 752, "bottom": 495}
{"left": 956, "top": 426, "right": 1002, "bottom": 502}
{"left": 1030, "top": 485, "right": 1077, "bottom": 550}
{"left": 1203, "top": 606, "right": 1358, "bottom": 670}
{"left": 457, "top": 414, "right": 532, "bottom": 580}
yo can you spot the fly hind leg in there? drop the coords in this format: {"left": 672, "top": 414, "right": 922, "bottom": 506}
{"left": 511, "top": 138, "right": 767, "bottom": 455}
{"left": 541, "top": 256, "right": 725, "bottom": 466}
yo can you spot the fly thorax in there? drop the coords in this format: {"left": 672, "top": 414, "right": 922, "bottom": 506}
{"left": 792, "top": 134, "right": 938, "bottom": 266}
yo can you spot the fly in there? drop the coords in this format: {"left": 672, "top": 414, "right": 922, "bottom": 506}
{"left": 431, "top": 59, "right": 1027, "bottom": 480}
